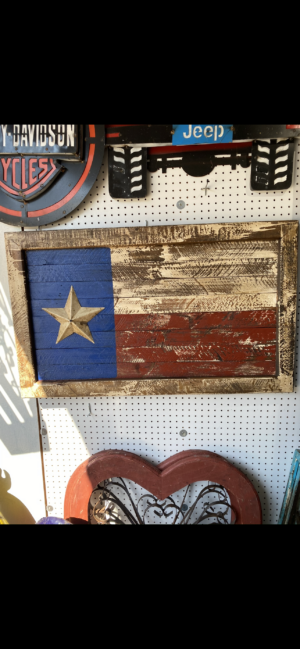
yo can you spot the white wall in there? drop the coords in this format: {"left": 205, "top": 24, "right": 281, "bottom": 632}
{"left": 0, "top": 222, "right": 45, "bottom": 523}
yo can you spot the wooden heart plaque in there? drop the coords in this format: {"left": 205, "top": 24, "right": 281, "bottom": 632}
{"left": 64, "top": 449, "right": 262, "bottom": 524}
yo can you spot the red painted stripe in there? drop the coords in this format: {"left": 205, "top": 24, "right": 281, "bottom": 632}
{"left": 24, "top": 160, "right": 56, "bottom": 196}
{"left": 114, "top": 310, "right": 276, "bottom": 331}
{"left": 117, "top": 344, "right": 276, "bottom": 364}
{"left": 0, "top": 180, "right": 19, "bottom": 195}
{"left": 0, "top": 204, "right": 22, "bottom": 216}
{"left": 115, "top": 328, "right": 276, "bottom": 348}
{"left": 28, "top": 142, "right": 95, "bottom": 217}
{"left": 105, "top": 125, "right": 136, "bottom": 139}
{"left": 117, "top": 360, "right": 276, "bottom": 379}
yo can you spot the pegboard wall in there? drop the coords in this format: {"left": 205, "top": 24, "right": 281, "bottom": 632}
{"left": 37, "top": 142, "right": 300, "bottom": 524}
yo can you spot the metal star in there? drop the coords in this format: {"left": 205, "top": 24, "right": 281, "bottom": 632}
{"left": 42, "top": 286, "right": 104, "bottom": 344}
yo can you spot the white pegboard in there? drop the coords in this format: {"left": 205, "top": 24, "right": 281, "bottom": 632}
{"left": 37, "top": 140, "right": 300, "bottom": 524}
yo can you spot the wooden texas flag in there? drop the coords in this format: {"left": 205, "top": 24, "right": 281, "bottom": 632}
{"left": 26, "top": 237, "right": 278, "bottom": 383}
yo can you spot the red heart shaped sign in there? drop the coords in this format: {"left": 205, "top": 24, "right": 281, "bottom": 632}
{"left": 64, "top": 449, "right": 261, "bottom": 524}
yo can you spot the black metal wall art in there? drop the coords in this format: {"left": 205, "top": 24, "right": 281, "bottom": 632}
{"left": 106, "top": 125, "right": 299, "bottom": 199}
{"left": 250, "top": 139, "right": 295, "bottom": 191}
{"left": 89, "top": 478, "right": 236, "bottom": 525}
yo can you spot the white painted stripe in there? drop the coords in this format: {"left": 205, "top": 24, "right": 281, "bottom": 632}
{"left": 113, "top": 294, "right": 277, "bottom": 314}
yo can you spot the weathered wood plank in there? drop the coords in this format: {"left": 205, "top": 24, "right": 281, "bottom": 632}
{"left": 32, "top": 309, "right": 277, "bottom": 330}
{"left": 21, "top": 376, "right": 294, "bottom": 398}
{"left": 4, "top": 246, "right": 36, "bottom": 387}
{"left": 112, "top": 276, "right": 277, "bottom": 297}
{"left": 111, "top": 241, "right": 279, "bottom": 265}
{"left": 27, "top": 258, "right": 279, "bottom": 283}
{"left": 111, "top": 258, "right": 278, "bottom": 280}
{"left": 115, "top": 327, "right": 276, "bottom": 347}
{"left": 29, "top": 281, "right": 113, "bottom": 300}
{"left": 26, "top": 248, "right": 112, "bottom": 265}
{"left": 28, "top": 276, "right": 278, "bottom": 300}
{"left": 38, "top": 359, "right": 277, "bottom": 381}
{"left": 5, "top": 222, "right": 285, "bottom": 254}
{"left": 116, "top": 360, "right": 276, "bottom": 378}
{"left": 116, "top": 344, "right": 276, "bottom": 363}
{"left": 30, "top": 298, "right": 115, "bottom": 317}
{"left": 31, "top": 294, "right": 277, "bottom": 316}
{"left": 38, "top": 365, "right": 117, "bottom": 381}
{"left": 113, "top": 294, "right": 277, "bottom": 313}
{"left": 28, "top": 264, "right": 114, "bottom": 283}
{"left": 32, "top": 314, "right": 116, "bottom": 332}
{"left": 36, "top": 348, "right": 117, "bottom": 366}
{"left": 278, "top": 222, "right": 298, "bottom": 381}
{"left": 113, "top": 310, "right": 277, "bottom": 331}
{"left": 34, "top": 331, "right": 116, "bottom": 349}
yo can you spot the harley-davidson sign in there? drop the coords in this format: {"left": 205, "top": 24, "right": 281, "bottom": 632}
{"left": 0, "top": 125, "right": 104, "bottom": 227}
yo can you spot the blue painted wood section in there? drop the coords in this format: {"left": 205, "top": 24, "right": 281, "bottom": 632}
{"left": 35, "top": 332, "right": 117, "bottom": 349}
{"left": 36, "top": 349, "right": 117, "bottom": 365}
{"left": 32, "top": 314, "right": 116, "bottom": 332}
{"left": 28, "top": 264, "right": 114, "bottom": 283}
{"left": 26, "top": 249, "right": 111, "bottom": 265}
{"left": 29, "top": 282, "right": 113, "bottom": 300}
{"left": 30, "top": 298, "right": 115, "bottom": 316}
{"left": 278, "top": 449, "right": 300, "bottom": 524}
{"left": 38, "top": 365, "right": 118, "bottom": 381}
{"left": 26, "top": 248, "right": 117, "bottom": 381}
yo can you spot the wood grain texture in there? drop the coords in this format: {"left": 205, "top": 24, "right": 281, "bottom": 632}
{"left": 4, "top": 222, "right": 285, "bottom": 253}
{"left": 115, "top": 327, "right": 276, "bottom": 347}
{"left": 28, "top": 264, "right": 114, "bottom": 283}
{"left": 4, "top": 220, "right": 298, "bottom": 397}
{"left": 34, "top": 331, "right": 116, "bottom": 349}
{"left": 26, "top": 256, "right": 280, "bottom": 282}
{"left": 111, "top": 258, "right": 278, "bottom": 280}
{"left": 36, "top": 348, "right": 117, "bottom": 365}
{"left": 278, "top": 221, "right": 298, "bottom": 380}
{"left": 116, "top": 345, "right": 276, "bottom": 363}
{"left": 111, "top": 276, "right": 277, "bottom": 297}
{"left": 26, "top": 248, "right": 112, "bottom": 265}
{"left": 4, "top": 247, "right": 36, "bottom": 387}
{"left": 116, "top": 360, "right": 276, "bottom": 378}
{"left": 113, "top": 294, "right": 277, "bottom": 313}
{"left": 113, "top": 310, "right": 277, "bottom": 330}
{"left": 31, "top": 298, "right": 115, "bottom": 316}
{"left": 29, "top": 282, "right": 113, "bottom": 300}
{"left": 38, "top": 365, "right": 117, "bottom": 381}
{"left": 20, "top": 375, "right": 293, "bottom": 398}
{"left": 32, "top": 310, "right": 277, "bottom": 332}
{"left": 32, "top": 314, "right": 116, "bottom": 332}
{"left": 31, "top": 294, "right": 276, "bottom": 314}
{"left": 111, "top": 241, "right": 279, "bottom": 265}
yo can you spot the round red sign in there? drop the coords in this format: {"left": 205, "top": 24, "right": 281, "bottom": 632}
{"left": 0, "top": 124, "right": 104, "bottom": 227}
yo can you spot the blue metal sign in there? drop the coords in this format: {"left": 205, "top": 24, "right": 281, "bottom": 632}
{"left": 172, "top": 124, "right": 233, "bottom": 145}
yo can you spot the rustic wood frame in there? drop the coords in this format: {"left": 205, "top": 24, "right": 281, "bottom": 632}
{"left": 5, "top": 220, "right": 298, "bottom": 398}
